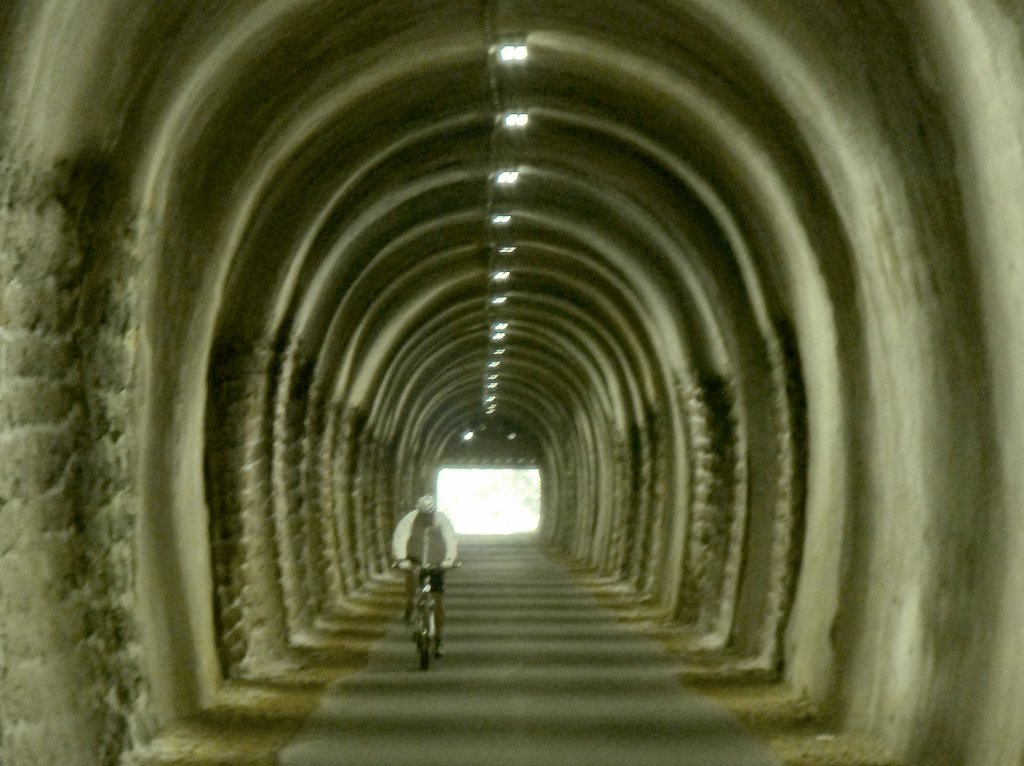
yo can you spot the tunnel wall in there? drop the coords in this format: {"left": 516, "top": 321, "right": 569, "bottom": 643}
{"left": 0, "top": 106, "right": 156, "bottom": 766}
{"left": 0, "top": 4, "right": 167, "bottom": 761}
{"left": 778, "top": 3, "right": 1024, "bottom": 764}
{"left": 206, "top": 341, "right": 290, "bottom": 676}
{"left": 925, "top": 9, "right": 1024, "bottom": 761}
{"left": 0, "top": 3, "right": 1023, "bottom": 766}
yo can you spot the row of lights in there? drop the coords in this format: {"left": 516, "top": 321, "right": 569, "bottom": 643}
{"left": 461, "top": 427, "right": 519, "bottom": 441}
{"left": 482, "top": 41, "right": 531, "bottom": 418}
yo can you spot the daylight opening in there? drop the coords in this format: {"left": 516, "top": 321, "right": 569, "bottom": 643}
{"left": 436, "top": 468, "right": 541, "bottom": 535}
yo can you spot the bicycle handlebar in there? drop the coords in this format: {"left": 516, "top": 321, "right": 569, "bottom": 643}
{"left": 392, "top": 559, "right": 461, "bottom": 572}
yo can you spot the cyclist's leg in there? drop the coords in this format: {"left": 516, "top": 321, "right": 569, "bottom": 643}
{"left": 404, "top": 570, "right": 415, "bottom": 621}
{"left": 432, "top": 571, "right": 446, "bottom": 655}
{"left": 435, "top": 592, "right": 445, "bottom": 644}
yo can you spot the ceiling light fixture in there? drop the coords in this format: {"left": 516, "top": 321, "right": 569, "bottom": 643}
{"left": 492, "top": 214, "right": 512, "bottom": 225}
{"left": 504, "top": 112, "right": 529, "bottom": 128}
{"left": 490, "top": 295, "right": 508, "bottom": 305}
{"left": 498, "top": 44, "right": 528, "bottom": 62}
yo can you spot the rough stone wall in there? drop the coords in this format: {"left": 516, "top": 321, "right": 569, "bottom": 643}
{"left": 330, "top": 407, "right": 362, "bottom": 597}
{"left": 757, "top": 327, "right": 806, "bottom": 670}
{"left": 206, "top": 343, "right": 251, "bottom": 672}
{"left": 0, "top": 152, "right": 154, "bottom": 764}
{"left": 545, "top": 437, "right": 578, "bottom": 554}
{"left": 350, "top": 432, "right": 399, "bottom": 585}
{"left": 371, "top": 445, "right": 396, "bottom": 574}
{"left": 679, "top": 372, "right": 740, "bottom": 639}
{"left": 623, "top": 417, "right": 649, "bottom": 590}
{"left": 604, "top": 432, "right": 630, "bottom": 576}
{"left": 269, "top": 347, "right": 315, "bottom": 637}
{"left": 537, "top": 444, "right": 564, "bottom": 546}
{"left": 206, "top": 342, "right": 290, "bottom": 676}
{"left": 233, "top": 349, "right": 291, "bottom": 674}
{"left": 312, "top": 397, "right": 345, "bottom": 607}
{"left": 350, "top": 435, "right": 376, "bottom": 583}
{"left": 299, "top": 380, "right": 331, "bottom": 619}
{"left": 307, "top": 389, "right": 395, "bottom": 612}
{"left": 567, "top": 416, "right": 594, "bottom": 564}
{"left": 663, "top": 339, "right": 804, "bottom": 669}
{"left": 639, "top": 411, "right": 669, "bottom": 600}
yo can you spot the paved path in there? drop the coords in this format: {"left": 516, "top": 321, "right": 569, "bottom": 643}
{"left": 279, "top": 535, "right": 781, "bottom": 766}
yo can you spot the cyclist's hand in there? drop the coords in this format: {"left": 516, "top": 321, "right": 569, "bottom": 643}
{"left": 394, "top": 558, "right": 414, "bottom": 571}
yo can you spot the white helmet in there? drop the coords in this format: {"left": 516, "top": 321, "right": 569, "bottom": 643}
{"left": 415, "top": 494, "right": 437, "bottom": 513}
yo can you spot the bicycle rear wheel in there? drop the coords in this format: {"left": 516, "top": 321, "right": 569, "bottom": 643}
{"left": 418, "top": 636, "right": 430, "bottom": 670}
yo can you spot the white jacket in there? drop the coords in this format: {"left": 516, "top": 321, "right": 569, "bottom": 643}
{"left": 391, "top": 509, "right": 458, "bottom": 566}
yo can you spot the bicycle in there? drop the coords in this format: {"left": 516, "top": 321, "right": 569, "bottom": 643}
{"left": 413, "top": 566, "right": 442, "bottom": 670}
{"left": 395, "top": 559, "right": 459, "bottom": 671}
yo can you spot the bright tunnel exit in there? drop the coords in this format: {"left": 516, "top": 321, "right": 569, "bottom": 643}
{"left": 436, "top": 467, "right": 541, "bottom": 535}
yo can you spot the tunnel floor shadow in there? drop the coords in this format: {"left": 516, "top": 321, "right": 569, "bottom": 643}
{"left": 129, "top": 537, "right": 902, "bottom": 766}
{"left": 277, "top": 535, "right": 783, "bottom": 766}
{"left": 126, "top": 578, "right": 405, "bottom": 766}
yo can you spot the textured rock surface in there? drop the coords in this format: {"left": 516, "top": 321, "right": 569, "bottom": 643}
{"left": 0, "top": 2, "right": 1023, "bottom": 765}
{"left": 0, "top": 150, "right": 153, "bottom": 762}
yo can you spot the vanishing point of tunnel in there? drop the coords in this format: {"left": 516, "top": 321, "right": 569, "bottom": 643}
{"left": 1, "top": 2, "right": 1023, "bottom": 765}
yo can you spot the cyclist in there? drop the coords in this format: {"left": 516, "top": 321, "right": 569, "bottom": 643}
{"left": 391, "top": 494, "right": 458, "bottom": 656}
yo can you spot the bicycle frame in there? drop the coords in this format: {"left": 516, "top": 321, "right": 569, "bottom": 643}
{"left": 411, "top": 568, "right": 440, "bottom": 670}
{"left": 394, "top": 556, "right": 458, "bottom": 670}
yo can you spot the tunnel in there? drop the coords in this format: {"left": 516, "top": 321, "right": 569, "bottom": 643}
{"left": 1, "top": 2, "right": 1023, "bottom": 764}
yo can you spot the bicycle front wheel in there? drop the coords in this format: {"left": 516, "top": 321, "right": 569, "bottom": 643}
{"left": 418, "top": 633, "right": 430, "bottom": 670}
{"left": 416, "top": 606, "right": 432, "bottom": 670}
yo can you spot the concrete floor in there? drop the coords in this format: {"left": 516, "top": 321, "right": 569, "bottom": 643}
{"left": 278, "top": 536, "right": 781, "bottom": 766}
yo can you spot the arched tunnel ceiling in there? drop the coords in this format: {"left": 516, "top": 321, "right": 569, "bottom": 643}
{"left": 128, "top": 0, "right": 834, "bottom": 678}
{"left": 152, "top": 0, "right": 810, "bottom": 465}
{"left": 119, "top": 0, "right": 825, "bottom": 689}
